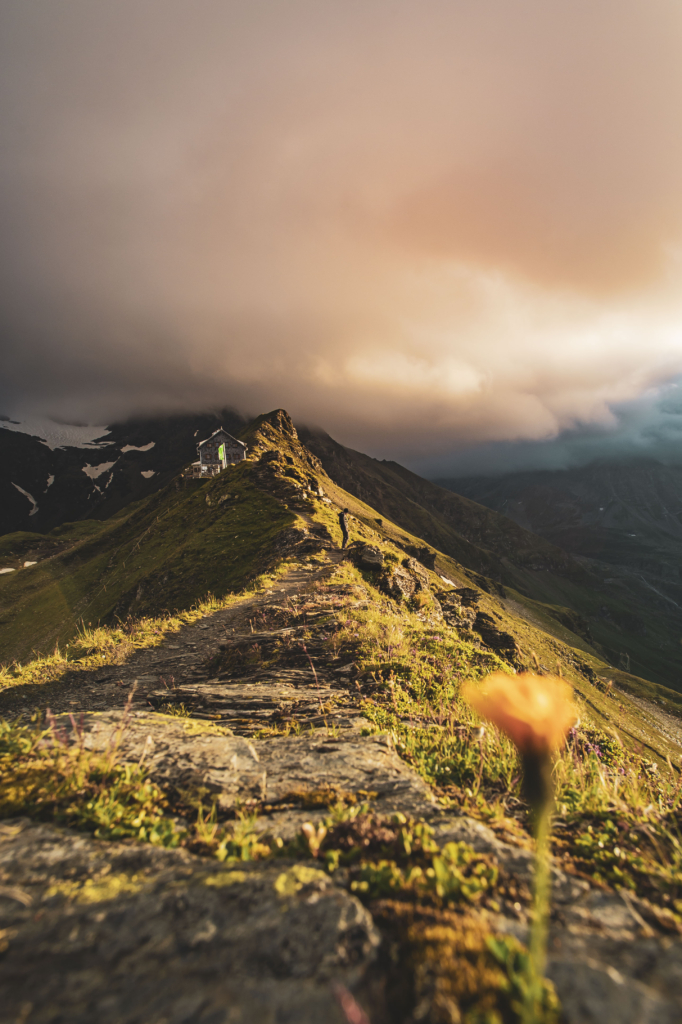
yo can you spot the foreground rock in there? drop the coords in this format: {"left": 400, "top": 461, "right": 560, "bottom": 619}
{"left": 434, "top": 817, "right": 682, "bottom": 1024}
{"left": 2, "top": 811, "right": 681, "bottom": 1024}
{"left": 54, "top": 709, "right": 436, "bottom": 833}
{"left": 0, "top": 819, "right": 378, "bottom": 1024}
{"left": 3, "top": 555, "right": 682, "bottom": 1022}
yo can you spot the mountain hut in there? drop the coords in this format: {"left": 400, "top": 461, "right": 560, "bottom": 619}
{"left": 188, "top": 428, "right": 247, "bottom": 478}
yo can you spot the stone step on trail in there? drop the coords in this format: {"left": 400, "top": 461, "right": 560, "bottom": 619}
{"left": 144, "top": 677, "right": 359, "bottom": 735}
{"left": 50, "top": 708, "right": 437, "bottom": 832}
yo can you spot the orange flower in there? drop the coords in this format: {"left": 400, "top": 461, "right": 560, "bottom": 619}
{"left": 462, "top": 672, "right": 577, "bottom": 756}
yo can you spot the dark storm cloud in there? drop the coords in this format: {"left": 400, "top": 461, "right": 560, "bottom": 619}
{"left": 2, "top": 0, "right": 682, "bottom": 468}
{"left": 425, "top": 380, "right": 682, "bottom": 478}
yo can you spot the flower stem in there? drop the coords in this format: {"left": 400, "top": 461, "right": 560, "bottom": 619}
{"left": 523, "top": 800, "right": 552, "bottom": 1024}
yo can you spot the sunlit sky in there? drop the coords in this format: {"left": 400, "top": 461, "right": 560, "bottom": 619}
{"left": 2, "top": 0, "right": 682, "bottom": 473}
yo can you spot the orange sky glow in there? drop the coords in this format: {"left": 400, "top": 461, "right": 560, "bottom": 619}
{"left": 2, "top": 0, "right": 682, "bottom": 468}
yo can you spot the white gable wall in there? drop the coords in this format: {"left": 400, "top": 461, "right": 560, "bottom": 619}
{"left": 197, "top": 429, "right": 246, "bottom": 468}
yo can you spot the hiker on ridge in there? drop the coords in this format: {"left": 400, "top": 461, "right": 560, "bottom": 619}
{"left": 338, "top": 508, "right": 351, "bottom": 549}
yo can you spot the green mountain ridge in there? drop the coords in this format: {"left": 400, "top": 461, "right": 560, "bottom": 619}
{"left": 300, "top": 428, "right": 682, "bottom": 694}
{"left": 2, "top": 408, "right": 682, "bottom": 1023}
{"left": 2, "top": 408, "right": 681, "bottom": 731}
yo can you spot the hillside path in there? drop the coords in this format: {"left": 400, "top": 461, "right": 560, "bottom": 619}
{"left": 2, "top": 545, "right": 682, "bottom": 1023}
{"left": 2, "top": 547, "right": 345, "bottom": 720}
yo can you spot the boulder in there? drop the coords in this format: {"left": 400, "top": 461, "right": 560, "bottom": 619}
{"left": 0, "top": 820, "right": 379, "bottom": 1024}
{"left": 358, "top": 545, "right": 384, "bottom": 569}
{"left": 441, "top": 599, "right": 477, "bottom": 628}
{"left": 381, "top": 565, "right": 417, "bottom": 601}
{"left": 403, "top": 557, "right": 429, "bottom": 589}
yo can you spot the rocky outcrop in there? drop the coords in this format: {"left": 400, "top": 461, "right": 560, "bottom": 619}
{"left": 0, "top": 819, "right": 380, "bottom": 1024}
{"left": 438, "top": 591, "right": 519, "bottom": 660}
{"left": 358, "top": 545, "right": 384, "bottom": 569}
{"left": 403, "top": 557, "right": 429, "bottom": 588}
{"left": 439, "top": 589, "right": 477, "bottom": 628}
{"left": 2, "top": 801, "right": 681, "bottom": 1023}
{"left": 53, "top": 711, "right": 436, "bottom": 826}
{"left": 381, "top": 564, "right": 418, "bottom": 601}
{"left": 376, "top": 556, "right": 435, "bottom": 603}
{"left": 473, "top": 611, "right": 520, "bottom": 661}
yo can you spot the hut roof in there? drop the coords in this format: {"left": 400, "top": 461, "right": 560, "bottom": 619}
{"left": 197, "top": 429, "right": 246, "bottom": 449}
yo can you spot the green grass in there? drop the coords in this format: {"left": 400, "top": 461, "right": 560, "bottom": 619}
{"left": 0, "top": 715, "right": 179, "bottom": 846}
{"left": 275, "top": 557, "right": 682, "bottom": 930}
{"left": 301, "top": 430, "right": 682, "bottom": 695}
{"left": 0, "top": 563, "right": 293, "bottom": 694}
{"left": 0, "top": 460, "right": 295, "bottom": 666}
{"left": 0, "top": 520, "right": 111, "bottom": 563}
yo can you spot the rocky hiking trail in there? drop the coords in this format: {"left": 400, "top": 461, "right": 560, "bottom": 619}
{"left": 2, "top": 549, "right": 349, "bottom": 722}
{"left": 1, "top": 548, "right": 682, "bottom": 1023}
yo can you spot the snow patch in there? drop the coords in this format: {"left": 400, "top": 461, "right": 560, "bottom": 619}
{"left": 45, "top": 474, "right": 55, "bottom": 491}
{"left": 1, "top": 416, "right": 111, "bottom": 450}
{"left": 23, "top": 561, "right": 37, "bottom": 567}
{"left": 82, "top": 461, "right": 116, "bottom": 480}
{"left": 12, "top": 482, "right": 39, "bottom": 516}
{"left": 439, "top": 575, "right": 456, "bottom": 586}
{"left": 141, "top": 470, "right": 156, "bottom": 479}
{"left": 121, "top": 441, "right": 155, "bottom": 453}
{"left": 0, "top": 568, "right": 16, "bottom": 575}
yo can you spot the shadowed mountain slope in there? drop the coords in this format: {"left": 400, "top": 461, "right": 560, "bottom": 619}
{"left": 0, "top": 410, "right": 247, "bottom": 536}
{"left": 444, "top": 459, "right": 682, "bottom": 596}
{"left": 299, "top": 428, "right": 682, "bottom": 693}
{"left": 298, "top": 427, "right": 582, "bottom": 580}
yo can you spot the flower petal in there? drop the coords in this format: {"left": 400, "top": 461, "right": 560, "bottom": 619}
{"left": 462, "top": 672, "right": 577, "bottom": 755}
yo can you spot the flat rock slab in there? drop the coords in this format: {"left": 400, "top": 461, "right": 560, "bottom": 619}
{"left": 3, "top": 814, "right": 680, "bottom": 1024}
{"left": 53, "top": 711, "right": 436, "bottom": 820}
{"left": 258, "top": 732, "right": 437, "bottom": 818}
{"left": 0, "top": 819, "right": 378, "bottom": 1024}
{"left": 147, "top": 677, "right": 358, "bottom": 732}
{"left": 55, "top": 711, "right": 268, "bottom": 806}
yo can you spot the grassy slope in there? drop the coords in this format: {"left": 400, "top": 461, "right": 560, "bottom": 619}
{"left": 305, "top": 470, "right": 682, "bottom": 765}
{"left": 299, "top": 428, "right": 682, "bottom": 693}
{"left": 0, "top": 460, "right": 293, "bottom": 665}
{"left": 2, "top": 408, "right": 680, "bottom": 771}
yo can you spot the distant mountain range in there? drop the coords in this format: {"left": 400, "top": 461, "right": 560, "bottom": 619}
{"left": 442, "top": 460, "right": 682, "bottom": 606}
{"left": 436, "top": 460, "right": 682, "bottom": 686}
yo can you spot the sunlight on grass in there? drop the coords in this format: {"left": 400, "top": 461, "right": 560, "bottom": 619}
{"left": 0, "top": 560, "right": 293, "bottom": 694}
{"left": 0, "top": 715, "right": 179, "bottom": 846}
{"left": 321, "top": 560, "right": 682, "bottom": 929}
